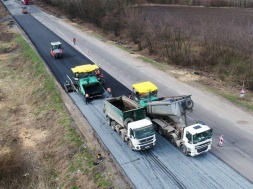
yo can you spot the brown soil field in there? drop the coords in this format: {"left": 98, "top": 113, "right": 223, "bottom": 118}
{"left": 137, "top": 5, "right": 253, "bottom": 23}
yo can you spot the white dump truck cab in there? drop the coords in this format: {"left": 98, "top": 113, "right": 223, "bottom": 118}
{"left": 127, "top": 118, "right": 156, "bottom": 150}
{"left": 182, "top": 123, "right": 212, "bottom": 156}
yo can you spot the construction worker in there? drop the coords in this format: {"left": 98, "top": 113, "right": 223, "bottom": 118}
{"left": 85, "top": 93, "right": 90, "bottom": 104}
{"left": 107, "top": 88, "right": 111, "bottom": 93}
{"left": 95, "top": 69, "right": 101, "bottom": 76}
{"left": 107, "top": 88, "right": 112, "bottom": 97}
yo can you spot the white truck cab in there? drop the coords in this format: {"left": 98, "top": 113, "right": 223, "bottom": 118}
{"left": 127, "top": 118, "right": 156, "bottom": 150}
{"left": 183, "top": 123, "right": 212, "bottom": 156}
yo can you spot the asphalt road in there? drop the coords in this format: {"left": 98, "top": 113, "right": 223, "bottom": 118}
{"left": 11, "top": 14, "right": 129, "bottom": 97}
{"left": 2, "top": 0, "right": 253, "bottom": 188}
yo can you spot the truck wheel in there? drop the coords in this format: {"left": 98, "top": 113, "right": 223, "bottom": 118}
{"left": 158, "top": 126, "right": 164, "bottom": 136}
{"left": 106, "top": 116, "right": 111, "bottom": 126}
{"left": 120, "top": 132, "right": 126, "bottom": 141}
{"left": 127, "top": 140, "right": 134, "bottom": 150}
{"left": 124, "top": 118, "right": 133, "bottom": 128}
{"left": 180, "top": 145, "right": 188, "bottom": 156}
{"left": 152, "top": 122, "right": 158, "bottom": 131}
{"left": 111, "top": 122, "right": 116, "bottom": 131}
{"left": 185, "top": 99, "right": 194, "bottom": 109}
{"left": 169, "top": 135, "right": 176, "bottom": 146}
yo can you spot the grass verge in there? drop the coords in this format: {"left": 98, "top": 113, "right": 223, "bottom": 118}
{"left": 0, "top": 22, "right": 112, "bottom": 189}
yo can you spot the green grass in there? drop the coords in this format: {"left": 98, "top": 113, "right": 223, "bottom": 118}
{"left": 201, "top": 83, "right": 253, "bottom": 112}
{"left": 91, "top": 33, "right": 107, "bottom": 42}
{"left": 13, "top": 34, "right": 113, "bottom": 188}
{"left": 95, "top": 173, "right": 112, "bottom": 189}
{"left": 139, "top": 56, "right": 169, "bottom": 71}
{"left": 218, "top": 92, "right": 253, "bottom": 111}
{"left": 66, "top": 128, "right": 83, "bottom": 147}
{"left": 109, "top": 42, "right": 134, "bottom": 54}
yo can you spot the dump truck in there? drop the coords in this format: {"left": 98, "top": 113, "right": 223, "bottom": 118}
{"left": 103, "top": 96, "right": 156, "bottom": 150}
{"left": 130, "top": 81, "right": 212, "bottom": 156}
{"left": 64, "top": 64, "right": 106, "bottom": 99}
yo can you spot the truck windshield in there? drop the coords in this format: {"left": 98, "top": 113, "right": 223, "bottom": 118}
{"left": 193, "top": 129, "right": 212, "bottom": 144}
{"left": 133, "top": 125, "right": 154, "bottom": 139}
{"left": 53, "top": 45, "right": 61, "bottom": 50}
{"left": 139, "top": 91, "right": 157, "bottom": 100}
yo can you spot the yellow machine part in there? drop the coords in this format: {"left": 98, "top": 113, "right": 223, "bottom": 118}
{"left": 132, "top": 81, "right": 158, "bottom": 93}
{"left": 71, "top": 64, "right": 99, "bottom": 73}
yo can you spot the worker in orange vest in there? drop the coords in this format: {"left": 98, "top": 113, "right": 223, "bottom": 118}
{"left": 95, "top": 69, "right": 101, "bottom": 76}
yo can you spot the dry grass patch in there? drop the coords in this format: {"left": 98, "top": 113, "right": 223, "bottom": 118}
{"left": 0, "top": 17, "right": 113, "bottom": 189}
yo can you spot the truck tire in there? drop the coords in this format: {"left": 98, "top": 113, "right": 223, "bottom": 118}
{"left": 158, "top": 126, "right": 164, "bottom": 136}
{"left": 120, "top": 129, "right": 127, "bottom": 142}
{"left": 106, "top": 116, "right": 111, "bottom": 126}
{"left": 124, "top": 118, "right": 134, "bottom": 128}
{"left": 120, "top": 132, "right": 126, "bottom": 142}
{"left": 127, "top": 140, "right": 134, "bottom": 150}
{"left": 169, "top": 135, "right": 176, "bottom": 146}
{"left": 152, "top": 122, "right": 158, "bottom": 132}
{"left": 185, "top": 99, "right": 194, "bottom": 109}
{"left": 180, "top": 144, "right": 188, "bottom": 156}
{"left": 111, "top": 123, "right": 116, "bottom": 131}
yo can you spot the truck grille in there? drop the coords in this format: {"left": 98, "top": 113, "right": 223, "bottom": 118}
{"left": 140, "top": 143, "right": 153, "bottom": 150}
{"left": 195, "top": 142, "right": 210, "bottom": 153}
{"left": 139, "top": 136, "right": 154, "bottom": 144}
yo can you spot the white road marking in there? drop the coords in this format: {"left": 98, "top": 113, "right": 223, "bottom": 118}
{"left": 202, "top": 106, "right": 209, "bottom": 110}
{"left": 187, "top": 116, "right": 194, "bottom": 120}
{"left": 218, "top": 115, "right": 224, "bottom": 119}
{"left": 235, "top": 148, "right": 249, "bottom": 158}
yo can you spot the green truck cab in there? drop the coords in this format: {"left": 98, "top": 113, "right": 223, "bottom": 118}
{"left": 103, "top": 96, "right": 156, "bottom": 150}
